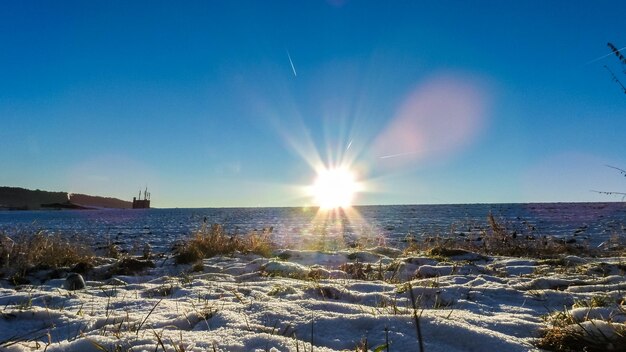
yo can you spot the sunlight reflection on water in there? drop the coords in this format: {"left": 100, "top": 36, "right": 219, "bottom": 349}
{"left": 0, "top": 203, "right": 624, "bottom": 252}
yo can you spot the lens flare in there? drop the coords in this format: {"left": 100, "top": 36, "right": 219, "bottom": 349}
{"left": 372, "top": 74, "right": 490, "bottom": 168}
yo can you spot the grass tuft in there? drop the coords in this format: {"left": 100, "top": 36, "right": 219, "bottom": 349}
{"left": 174, "top": 223, "right": 274, "bottom": 264}
{"left": 405, "top": 213, "right": 621, "bottom": 259}
{"left": 0, "top": 231, "right": 93, "bottom": 282}
{"left": 538, "top": 306, "right": 626, "bottom": 351}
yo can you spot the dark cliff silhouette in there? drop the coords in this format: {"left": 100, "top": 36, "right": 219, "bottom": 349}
{"left": 0, "top": 187, "right": 131, "bottom": 210}
{"left": 70, "top": 193, "right": 132, "bottom": 209}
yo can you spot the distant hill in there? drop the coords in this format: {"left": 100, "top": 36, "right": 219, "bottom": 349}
{"left": 0, "top": 187, "right": 131, "bottom": 210}
{"left": 69, "top": 193, "right": 131, "bottom": 209}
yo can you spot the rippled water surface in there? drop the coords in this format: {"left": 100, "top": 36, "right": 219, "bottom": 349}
{"left": 0, "top": 203, "right": 625, "bottom": 251}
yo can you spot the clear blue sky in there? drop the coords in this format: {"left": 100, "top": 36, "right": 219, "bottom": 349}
{"left": 1, "top": 1, "right": 625, "bottom": 207}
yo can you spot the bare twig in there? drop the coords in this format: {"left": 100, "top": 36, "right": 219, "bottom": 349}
{"left": 608, "top": 42, "right": 626, "bottom": 65}
{"left": 606, "top": 165, "right": 626, "bottom": 176}
{"left": 604, "top": 65, "right": 626, "bottom": 94}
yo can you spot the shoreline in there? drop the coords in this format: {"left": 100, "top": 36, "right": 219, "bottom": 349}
{"left": 2, "top": 200, "right": 624, "bottom": 212}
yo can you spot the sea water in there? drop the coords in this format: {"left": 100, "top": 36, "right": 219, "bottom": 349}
{"left": 0, "top": 203, "right": 624, "bottom": 252}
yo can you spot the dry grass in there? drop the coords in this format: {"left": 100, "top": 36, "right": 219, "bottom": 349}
{"left": 0, "top": 231, "right": 93, "bottom": 282}
{"left": 405, "top": 213, "right": 621, "bottom": 259}
{"left": 174, "top": 223, "right": 274, "bottom": 264}
{"left": 538, "top": 307, "right": 626, "bottom": 351}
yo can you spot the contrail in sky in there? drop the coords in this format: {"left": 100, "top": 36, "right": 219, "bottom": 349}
{"left": 586, "top": 46, "right": 626, "bottom": 65}
{"left": 379, "top": 151, "right": 420, "bottom": 159}
{"left": 286, "top": 50, "right": 297, "bottom": 77}
{"left": 346, "top": 139, "right": 353, "bottom": 151}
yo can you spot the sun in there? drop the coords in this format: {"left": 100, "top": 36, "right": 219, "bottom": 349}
{"left": 310, "top": 167, "right": 360, "bottom": 209}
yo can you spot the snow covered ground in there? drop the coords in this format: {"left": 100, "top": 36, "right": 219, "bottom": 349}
{"left": 1, "top": 248, "right": 625, "bottom": 351}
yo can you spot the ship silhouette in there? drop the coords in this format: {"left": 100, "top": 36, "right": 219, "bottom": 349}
{"left": 132, "top": 187, "right": 150, "bottom": 209}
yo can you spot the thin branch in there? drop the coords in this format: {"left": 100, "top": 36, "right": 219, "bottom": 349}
{"left": 608, "top": 42, "right": 626, "bottom": 65}
{"left": 604, "top": 65, "right": 626, "bottom": 94}
{"left": 591, "top": 190, "right": 626, "bottom": 196}
{"left": 606, "top": 165, "right": 626, "bottom": 177}
{"left": 591, "top": 190, "right": 626, "bottom": 201}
